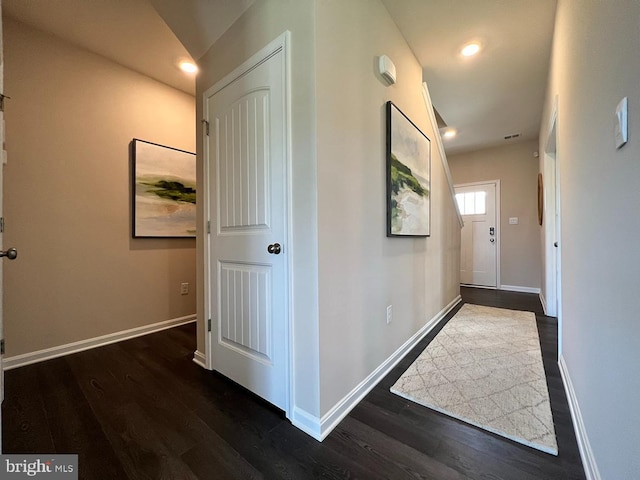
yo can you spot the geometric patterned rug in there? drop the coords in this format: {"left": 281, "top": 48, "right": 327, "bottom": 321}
{"left": 391, "top": 304, "right": 558, "bottom": 455}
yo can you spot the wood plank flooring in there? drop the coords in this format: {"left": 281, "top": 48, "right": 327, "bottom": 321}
{"left": 2, "top": 288, "right": 586, "bottom": 479}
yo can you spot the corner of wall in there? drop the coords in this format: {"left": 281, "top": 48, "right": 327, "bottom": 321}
{"left": 315, "top": 295, "right": 461, "bottom": 441}
{"left": 558, "top": 356, "right": 602, "bottom": 480}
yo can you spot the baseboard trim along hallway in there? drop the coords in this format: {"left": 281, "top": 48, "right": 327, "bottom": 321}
{"left": 2, "top": 314, "right": 197, "bottom": 370}
{"left": 559, "top": 355, "right": 602, "bottom": 480}
{"left": 3, "top": 290, "right": 585, "bottom": 478}
{"left": 500, "top": 284, "right": 541, "bottom": 294}
{"left": 292, "top": 295, "right": 463, "bottom": 441}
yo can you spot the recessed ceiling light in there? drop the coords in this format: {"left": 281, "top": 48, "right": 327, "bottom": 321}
{"left": 179, "top": 61, "right": 198, "bottom": 74}
{"left": 443, "top": 129, "right": 457, "bottom": 138}
{"left": 461, "top": 43, "right": 481, "bottom": 57}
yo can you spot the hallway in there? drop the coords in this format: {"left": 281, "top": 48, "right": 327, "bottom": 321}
{"left": 2, "top": 288, "right": 584, "bottom": 479}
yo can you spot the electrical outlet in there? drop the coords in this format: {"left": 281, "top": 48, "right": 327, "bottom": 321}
{"left": 181, "top": 282, "right": 189, "bottom": 295}
{"left": 386, "top": 305, "right": 393, "bottom": 324}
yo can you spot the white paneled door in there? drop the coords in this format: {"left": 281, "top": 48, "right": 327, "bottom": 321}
{"left": 204, "top": 36, "right": 289, "bottom": 412}
{"left": 0, "top": 0, "right": 4, "bottom": 446}
{"left": 456, "top": 182, "right": 498, "bottom": 287}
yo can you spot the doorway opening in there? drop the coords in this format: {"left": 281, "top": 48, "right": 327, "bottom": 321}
{"left": 455, "top": 180, "right": 500, "bottom": 289}
{"left": 543, "top": 99, "right": 562, "bottom": 357}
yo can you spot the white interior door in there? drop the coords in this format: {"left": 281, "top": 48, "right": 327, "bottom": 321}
{"left": 544, "top": 156, "right": 558, "bottom": 317}
{"left": 543, "top": 101, "right": 562, "bottom": 357}
{"left": 0, "top": 0, "right": 5, "bottom": 446}
{"left": 204, "top": 37, "right": 289, "bottom": 412}
{"left": 456, "top": 182, "right": 498, "bottom": 287}
{"left": 554, "top": 153, "right": 562, "bottom": 355}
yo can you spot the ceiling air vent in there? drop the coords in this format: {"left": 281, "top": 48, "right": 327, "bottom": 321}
{"left": 504, "top": 133, "right": 521, "bottom": 140}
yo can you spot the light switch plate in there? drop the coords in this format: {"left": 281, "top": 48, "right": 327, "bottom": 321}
{"left": 509, "top": 217, "right": 519, "bottom": 225}
{"left": 615, "top": 97, "right": 628, "bottom": 149}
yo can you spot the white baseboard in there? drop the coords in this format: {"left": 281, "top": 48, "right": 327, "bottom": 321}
{"left": 500, "top": 284, "right": 541, "bottom": 294}
{"left": 559, "top": 355, "right": 601, "bottom": 480}
{"left": 3, "top": 315, "right": 197, "bottom": 370}
{"left": 291, "top": 295, "right": 462, "bottom": 441}
{"left": 461, "top": 284, "right": 496, "bottom": 290}
{"left": 290, "top": 406, "right": 323, "bottom": 440}
{"left": 192, "top": 350, "right": 208, "bottom": 369}
{"left": 540, "top": 292, "right": 548, "bottom": 315}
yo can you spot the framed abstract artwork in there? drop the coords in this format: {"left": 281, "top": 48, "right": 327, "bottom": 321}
{"left": 386, "top": 101, "right": 431, "bottom": 237}
{"left": 132, "top": 139, "right": 196, "bottom": 238}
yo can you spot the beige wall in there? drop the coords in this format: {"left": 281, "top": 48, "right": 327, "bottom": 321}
{"left": 3, "top": 18, "right": 196, "bottom": 357}
{"left": 539, "top": 1, "right": 640, "bottom": 478}
{"left": 196, "top": 0, "right": 461, "bottom": 423}
{"left": 448, "top": 141, "right": 541, "bottom": 290}
{"left": 315, "top": 0, "right": 461, "bottom": 415}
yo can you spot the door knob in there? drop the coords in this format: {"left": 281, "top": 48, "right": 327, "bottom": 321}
{"left": 554, "top": 242, "right": 558, "bottom": 247}
{"left": 267, "top": 243, "right": 281, "bottom": 255}
{"left": 0, "top": 248, "right": 18, "bottom": 260}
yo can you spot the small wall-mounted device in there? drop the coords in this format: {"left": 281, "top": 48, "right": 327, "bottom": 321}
{"left": 615, "top": 96, "right": 628, "bottom": 149}
{"left": 378, "top": 55, "right": 397, "bottom": 85}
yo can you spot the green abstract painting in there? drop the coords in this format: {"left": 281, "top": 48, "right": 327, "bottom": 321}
{"left": 386, "top": 102, "right": 430, "bottom": 236}
{"left": 133, "top": 139, "right": 196, "bottom": 238}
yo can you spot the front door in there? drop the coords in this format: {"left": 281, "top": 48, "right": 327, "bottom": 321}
{"left": 456, "top": 182, "right": 498, "bottom": 287}
{"left": 204, "top": 36, "right": 289, "bottom": 412}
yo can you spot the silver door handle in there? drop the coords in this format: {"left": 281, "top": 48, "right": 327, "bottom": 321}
{"left": 0, "top": 248, "right": 17, "bottom": 260}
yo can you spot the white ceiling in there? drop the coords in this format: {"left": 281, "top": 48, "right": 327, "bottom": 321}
{"left": 3, "top": 0, "right": 556, "bottom": 155}
{"left": 148, "top": 0, "right": 256, "bottom": 61}
{"left": 3, "top": 0, "right": 254, "bottom": 96}
{"left": 382, "top": 0, "right": 557, "bottom": 154}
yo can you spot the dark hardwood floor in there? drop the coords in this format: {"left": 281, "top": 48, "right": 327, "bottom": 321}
{"left": 2, "top": 288, "right": 586, "bottom": 479}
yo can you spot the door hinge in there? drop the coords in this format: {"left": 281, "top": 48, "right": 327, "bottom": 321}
{"left": 0, "top": 217, "right": 4, "bottom": 233}
{"left": 207, "top": 220, "right": 211, "bottom": 234}
{"left": 207, "top": 319, "right": 212, "bottom": 332}
{"left": 0, "top": 93, "right": 10, "bottom": 113}
{"left": 201, "top": 119, "right": 210, "bottom": 136}
{"left": 1, "top": 339, "right": 5, "bottom": 355}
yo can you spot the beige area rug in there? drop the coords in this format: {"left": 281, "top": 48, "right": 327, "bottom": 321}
{"left": 391, "top": 304, "right": 558, "bottom": 455}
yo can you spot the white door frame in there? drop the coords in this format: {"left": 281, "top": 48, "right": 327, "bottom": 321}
{"left": 455, "top": 179, "right": 501, "bottom": 289}
{"left": 202, "top": 31, "right": 293, "bottom": 417}
{"left": 543, "top": 97, "right": 562, "bottom": 357}
{"left": 0, "top": 0, "right": 7, "bottom": 453}
{"left": 0, "top": 0, "right": 5, "bottom": 447}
